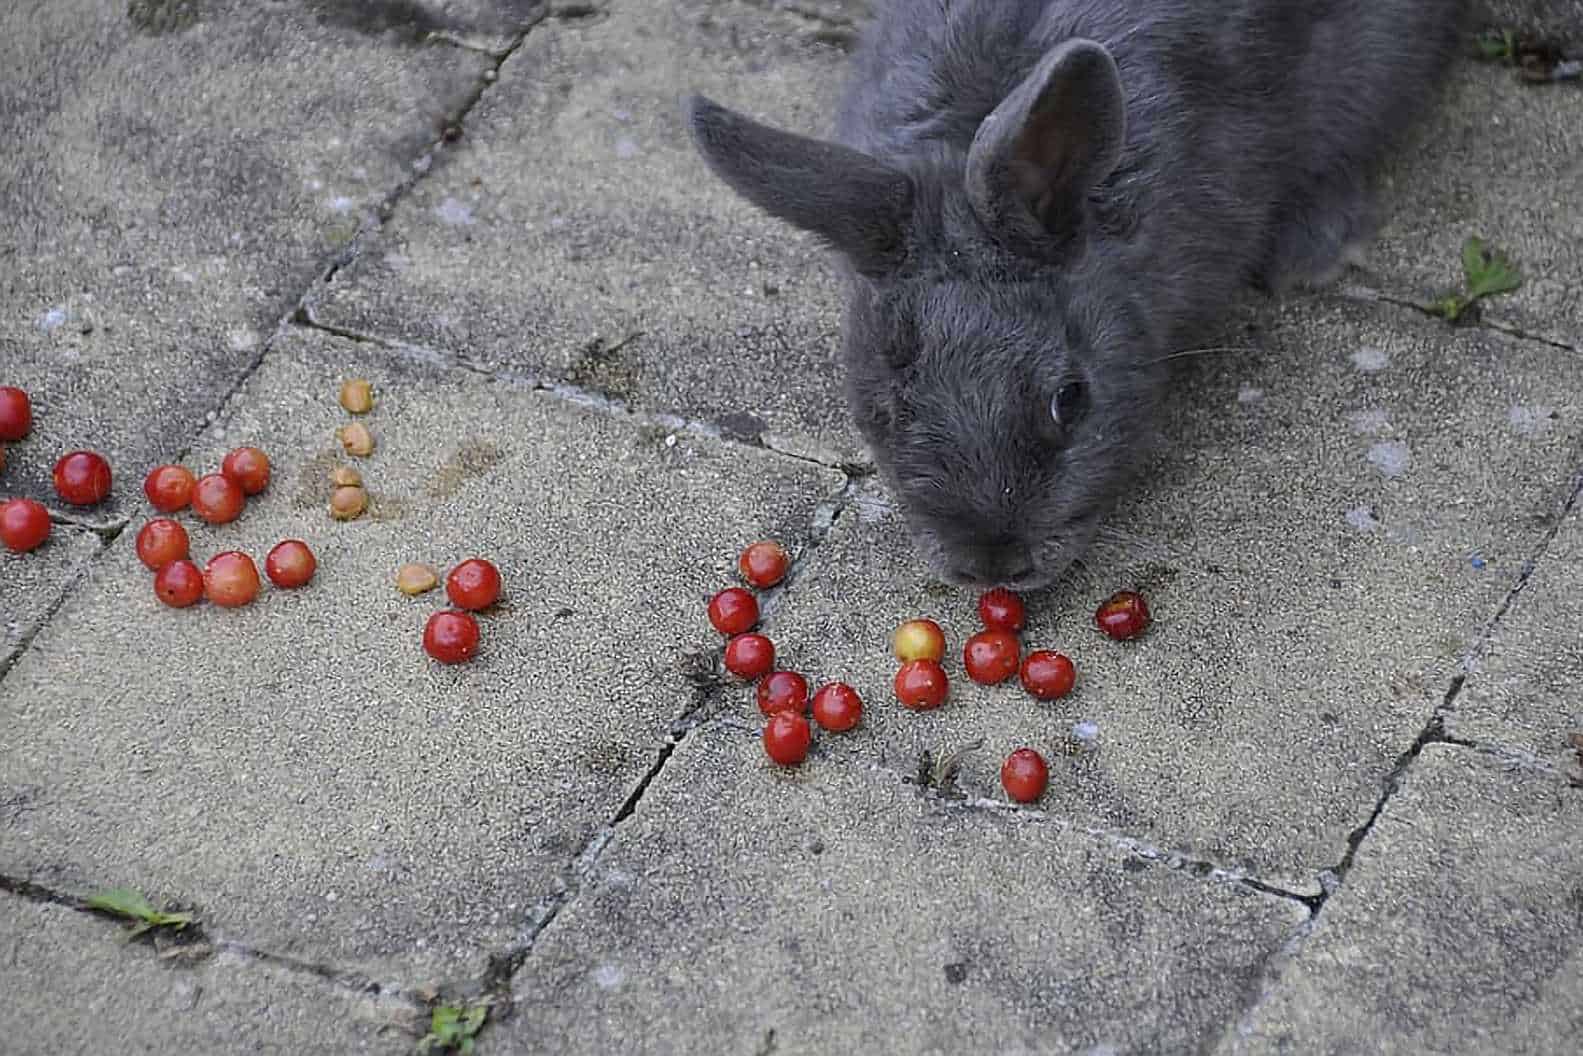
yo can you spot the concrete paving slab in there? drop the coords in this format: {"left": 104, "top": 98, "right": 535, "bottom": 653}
{"left": 1446, "top": 492, "right": 1583, "bottom": 768}
{"left": 312, "top": 0, "right": 865, "bottom": 463}
{"left": 1220, "top": 744, "right": 1583, "bottom": 1056}
{"left": 0, "top": 327, "right": 843, "bottom": 987}
{"left": 753, "top": 293, "right": 1583, "bottom": 894}
{"left": 0, "top": 0, "right": 489, "bottom": 524}
{"left": 0, "top": 525, "right": 101, "bottom": 674}
{"left": 1359, "top": 56, "right": 1583, "bottom": 347}
{"left": 0, "top": 896, "right": 413, "bottom": 1055}
{"left": 504, "top": 720, "right": 1306, "bottom": 1055}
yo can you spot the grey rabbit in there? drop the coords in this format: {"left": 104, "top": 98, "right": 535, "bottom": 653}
{"left": 685, "top": 0, "right": 1465, "bottom": 590}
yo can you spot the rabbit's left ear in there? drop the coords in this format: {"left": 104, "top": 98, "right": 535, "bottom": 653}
{"left": 965, "top": 39, "right": 1126, "bottom": 245}
{"left": 684, "top": 95, "right": 915, "bottom": 279}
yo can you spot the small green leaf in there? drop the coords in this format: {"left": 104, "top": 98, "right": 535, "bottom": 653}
{"left": 1475, "top": 29, "right": 1516, "bottom": 61}
{"left": 88, "top": 886, "right": 161, "bottom": 921}
{"left": 1461, "top": 237, "right": 1521, "bottom": 299}
{"left": 86, "top": 886, "right": 193, "bottom": 933}
{"left": 1424, "top": 293, "right": 1468, "bottom": 321}
{"left": 419, "top": 1002, "right": 489, "bottom": 1054}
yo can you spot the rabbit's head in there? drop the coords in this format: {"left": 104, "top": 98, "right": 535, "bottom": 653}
{"left": 688, "top": 41, "right": 1164, "bottom": 589}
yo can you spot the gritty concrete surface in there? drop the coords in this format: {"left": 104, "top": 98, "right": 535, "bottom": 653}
{"left": 0, "top": 525, "right": 102, "bottom": 674}
{"left": 760, "top": 292, "right": 1583, "bottom": 894}
{"left": 1472, "top": 0, "right": 1583, "bottom": 42}
{"left": 0, "top": 327, "right": 841, "bottom": 987}
{"left": 1359, "top": 58, "right": 1583, "bottom": 348}
{"left": 1220, "top": 744, "right": 1583, "bottom": 1056}
{"left": 3, "top": 2, "right": 1583, "bottom": 1053}
{"left": 312, "top": 0, "right": 864, "bottom": 463}
{"left": 1447, "top": 493, "right": 1583, "bottom": 769}
{"left": 0, "top": 0, "right": 488, "bottom": 524}
{"left": 504, "top": 721, "right": 1306, "bottom": 1055}
{"left": 0, "top": 897, "right": 416, "bottom": 1055}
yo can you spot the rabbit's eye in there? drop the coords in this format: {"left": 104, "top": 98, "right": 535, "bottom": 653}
{"left": 1051, "top": 381, "right": 1087, "bottom": 426}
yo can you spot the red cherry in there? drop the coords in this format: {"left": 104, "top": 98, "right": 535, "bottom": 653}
{"left": 1095, "top": 590, "right": 1151, "bottom": 641}
{"left": 978, "top": 587, "right": 1026, "bottom": 632}
{"left": 1000, "top": 748, "right": 1049, "bottom": 804}
{"left": 763, "top": 711, "right": 812, "bottom": 767}
{"left": 264, "top": 540, "right": 317, "bottom": 589}
{"left": 892, "top": 618, "right": 946, "bottom": 663}
{"left": 220, "top": 446, "right": 271, "bottom": 496}
{"left": 756, "top": 670, "right": 809, "bottom": 716}
{"left": 811, "top": 682, "right": 863, "bottom": 732}
{"left": 894, "top": 659, "right": 949, "bottom": 710}
{"left": 154, "top": 559, "right": 204, "bottom": 608}
{"left": 707, "top": 586, "right": 759, "bottom": 635}
{"left": 204, "top": 551, "right": 261, "bottom": 608}
{"left": 1020, "top": 650, "right": 1076, "bottom": 700}
{"left": 143, "top": 465, "right": 196, "bottom": 513}
{"left": 134, "top": 518, "right": 189, "bottom": 571}
{"left": 424, "top": 610, "right": 481, "bottom": 664}
{"left": 0, "top": 386, "right": 33, "bottom": 441}
{"left": 738, "top": 540, "right": 789, "bottom": 589}
{"left": 191, "top": 473, "right": 245, "bottom": 524}
{"left": 0, "top": 498, "right": 51, "bottom": 553}
{"left": 723, "top": 633, "right": 775, "bottom": 680}
{"left": 446, "top": 557, "right": 501, "bottom": 610}
{"left": 52, "top": 450, "right": 112, "bottom": 506}
{"left": 963, "top": 629, "right": 1020, "bottom": 685}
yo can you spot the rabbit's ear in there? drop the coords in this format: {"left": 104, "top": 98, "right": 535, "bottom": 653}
{"left": 685, "top": 95, "right": 913, "bottom": 278}
{"left": 965, "top": 39, "right": 1125, "bottom": 246}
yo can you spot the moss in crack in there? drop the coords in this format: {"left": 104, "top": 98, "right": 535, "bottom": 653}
{"left": 127, "top": 0, "right": 202, "bottom": 35}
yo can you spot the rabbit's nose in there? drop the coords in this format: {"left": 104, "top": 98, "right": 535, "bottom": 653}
{"left": 948, "top": 542, "right": 1034, "bottom": 587}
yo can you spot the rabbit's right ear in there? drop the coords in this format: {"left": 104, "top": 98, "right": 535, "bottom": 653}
{"left": 684, "top": 95, "right": 913, "bottom": 279}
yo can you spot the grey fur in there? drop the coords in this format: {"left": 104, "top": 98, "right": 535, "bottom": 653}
{"left": 686, "top": 0, "right": 1465, "bottom": 589}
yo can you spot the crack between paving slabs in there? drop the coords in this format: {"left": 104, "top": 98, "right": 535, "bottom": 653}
{"left": 1213, "top": 466, "right": 1583, "bottom": 1045}
{"left": 0, "top": 526, "right": 113, "bottom": 684}
{"left": 289, "top": 316, "right": 873, "bottom": 478}
{"left": 1336, "top": 282, "right": 1580, "bottom": 352}
{"left": 839, "top": 749, "right": 1316, "bottom": 907}
{"left": 0, "top": 874, "right": 431, "bottom": 1011}
{"left": 464, "top": 479, "right": 861, "bottom": 1038}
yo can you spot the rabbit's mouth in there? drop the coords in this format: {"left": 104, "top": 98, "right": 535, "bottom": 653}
{"left": 907, "top": 512, "right": 1101, "bottom": 594}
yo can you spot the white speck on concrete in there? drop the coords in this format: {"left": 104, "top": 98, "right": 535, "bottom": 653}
{"left": 1071, "top": 721, "right": 1100, "bottom": 742}
{"left": 852, "top": 492, "right": 893, "bottom": 524}
{"left": 1348, "top": 409, "right": 1391, "bottom": 435}
{"left": 1366, "top": 441, "right": 1410, "bottom": 477}
{"left": 1508, "top": 404, "right": 1555, "bottom": 437}
{"left": 591, "top": 964, "right": 624, "bottom": 990}
{"left": 1235, "top": 383, "right": 1264, "bottom": 404}
{"left": 304, "top": 178, "right": 324, "bottom": 192}
{"left": 1345, "top": 507, "right": 1380, "bottom": 532}
{"left": 435, "top": 197, "right": 475, "bottom": 225}
{"left": 226, "top": 329, "right": 257, "bottom": 352}
{"left": 38, "top": 307, "right": 67, "bottom": 331}
{"left": 326, "top": 195, "right": 355, "bottom": 213}
{"left": 1351, "top": 345, "right": 1390, "bottom": 372}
